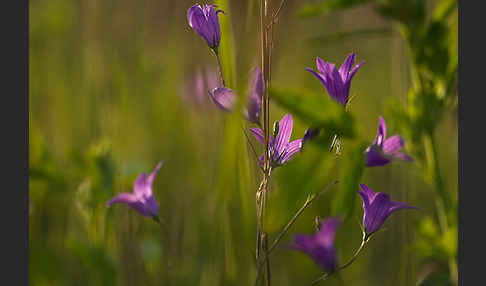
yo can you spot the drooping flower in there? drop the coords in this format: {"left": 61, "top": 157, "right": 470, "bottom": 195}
{"left": 208, "top": 87, "right": 237, "bottom": 111}
{"left": 244, "top": 66, "right": 264, "bottom": 124}
{"left": 187, "top": 4, "right": 225, "bottom": 49}
{"left": 180, "top": 67, "right": 219, "bottom": 107}
{"left": 106, "top": 161, "right": 163, "bottom": 222}
{"left": 358, "top": 184, "right": 417, "bottom": 236}
{"left": 365, "top": 116, "right": 413, "bottom": 167}
{"left": 306, "top": 53, "right": 364, "bottom": 106}
{"left": 290, "top": 217, "right": 341, "bottom": 273}
{"left": 250, "top": 114, "right": 303, "bottom": 167}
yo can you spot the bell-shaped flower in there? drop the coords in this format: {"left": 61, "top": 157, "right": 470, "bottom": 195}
{"left": 208, "top": 87, "right": 237, "bottom": 111}
{"left": 306, "top": 53, "right": 364, "bottom": 106}
{"left": 107, "top": 161, "right": 163, "bottom": 222}
{"left": 250, "top": 114, "right": 303, "bottom": 167}
{"left": 365, "top": 116, "right": 413, "bottom": 167}
{"left": 290, "top": 217, "right": 341, "bottom": 273}
{"left": 244, "top": 66, "right": 264, "bottom": 124}
{"left": 358, "top": 184, "right": 417, "bottom": 236}
{"left": 187, "top": 4, "right": 225, "bottom": 49}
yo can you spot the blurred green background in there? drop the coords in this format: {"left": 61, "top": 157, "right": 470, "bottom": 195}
{"left": 29, "top": 0, "right": 457, "bottom": 285}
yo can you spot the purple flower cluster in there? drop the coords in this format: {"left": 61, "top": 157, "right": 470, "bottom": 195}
{"left": 105, "top": 4, "right": 420, "bottom": 283}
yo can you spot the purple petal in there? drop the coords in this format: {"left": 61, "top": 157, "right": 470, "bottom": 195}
{"left": 316, "top": 57, "right": 329, "bottom": 75}
{"left": 250, "top": 127, "right": 274, "bottom": 146}
{"left": 290, "top": 217, "right": 340, "bottom": 272}
{"left": 250, "top": 66, "right": 265, "bottom": 98}
{"left": 389, "top": 201, "right": 418, "bottom": 213}
{"left": 316, "top": 217, "right": 341, "bottom": 248}
{"left": 204, "top": 5, "right": 223, "bottom": 47}
{"left": 374, "top": 116, "right": 387, "bottom": 146}
{"left": 245, "top": 67, "right": 264, "bottom": 123}
{"left": 133, "top": 172, "right": 148, "bottom": 196}
{"left": 147, "top": 161, "right": 163, "bottom": 190}
{"left": 358, "top": 184, "right": 375, "bottom": 208}
{"left": 306, "top": 67, "right": 328, "bottom": 89}
{"left": 348, "top": 61, "right": 365, "bottom": 82}
{"left": 315, "top": 58, "right": 346, "bottom": 105}
{"left": 187, "top": 5, "right": 213, "bottom": 46}
{"left": 383, "top": 135, "right": 404, "bottom": 154}
{"left": 338, "top": 53, "right": 355, "bottom": 82}
{"left": 250, "top": 128, "right": 264, "bottom": 145}
{"left": 279, "top": 139, "right": 303, "bottom": 164}
{"left": 209, "top": 87, "right": 237, "bottom": 111}
{"left": 106, "top": 193, "right": 152, "bottom": 217}
{"left": 274, "top": 114, "right": 293, "bottom": 158}
{"left": 107, "top": 192, "right": 138, "bottom": 207}
{"left": 363, "top": 192, "right": 394, "bottom": 234}
{"left": 365, "top": 145, "right": 391, "bottom": 167}
{"left": 393, "top": 152, "right": 413, "bottom": 162}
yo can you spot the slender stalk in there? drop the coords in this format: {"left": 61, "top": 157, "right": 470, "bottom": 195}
{"left": 424, "top": 132, "right": 450, "bottom": 230}
{"left": 310, "top": 237, "right": 368, "bottom": 285}
{"left": 212, "top": 48, "right": 226, "bottom": 86}
{"left": 254, "top": 181, "right": 339, "bottom": 285}
{"left": 241, "top": 126, "right": 264, "bottom": 170}
{"left": 273, "top": 0, "right": 288, "bottom": 23}
{"left": 157, "top": 220, "right": 171, "bottom": 286}
{"left": 263, "top": 233, "right": 271, "bottom": 286}
{"left": 424, "top": 132, "right": 457, "bottom": 285}
{"left": 268, "top": 180, "right": 339, "bottom": 254}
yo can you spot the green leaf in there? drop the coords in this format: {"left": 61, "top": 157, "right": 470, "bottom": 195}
{"left": 331, "top": 142, "right": 367, "bottom": 219}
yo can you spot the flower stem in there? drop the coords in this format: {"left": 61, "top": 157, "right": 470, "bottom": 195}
{"left": 254, "top": 181, "right": 339, "bottom": 285}
{"left": 212, "top": 48, "right": 226, "bottom": 86}
{"left": 310, "top": 236, "right": 368, "bottom": 285}
{"left": 158, "top": 220, "right": 171, "bottom": 286}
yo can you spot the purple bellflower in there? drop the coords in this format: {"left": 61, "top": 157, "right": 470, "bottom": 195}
{"left": 306, "top": 53, "right": 364, "bottom": 106}
{"left": 244, "top": 66, "right": 264, "bottom": 124}
{"left": 290, "top": 217, "right": 341, "bottom": 273}
{"left": 358, "top": 184, "right": 417, "bottom": 237}
{"left": 365, "top": 116, "right": 413, "bottom": 167}
{"left": 208, "top": 87, "right": 237, "bottom": 111}
{"left": 187, "top": 4, "right": 225, "bottom": 50}
{"left": 107, "top": 161, "right": 163, "bottom": 222}
{"left": 250, "top": 113, "right": 303, "bottom": 167}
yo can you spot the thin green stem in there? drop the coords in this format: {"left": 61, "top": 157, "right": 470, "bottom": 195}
{"left": 254, "top": 181, "right": 339, "bottom": 285}
{"left": 212, "top": 48, "right": 226, "bottom": 87}
{"left": 310, "top": 237, "right": 368, "bottom": 285}
{"left": 157, "top": 219, "right": 171, "bottom": 286}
